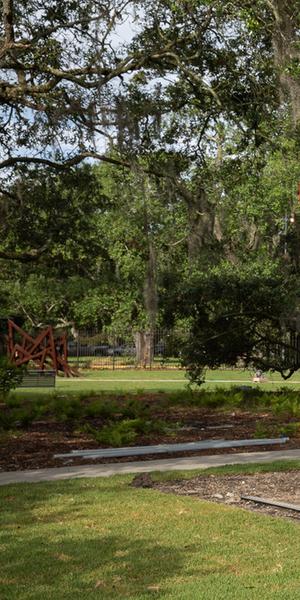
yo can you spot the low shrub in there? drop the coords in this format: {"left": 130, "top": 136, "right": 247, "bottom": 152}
{"left": 85, "top": 417, "right": 171, "bottom": 447}
{"left": 0, "top": 357, "right": 26, "bottom": 400}
{"left": 122, "top": 398, "right": 151, "bottom": 419}
{"left": 84, "top": 398, "right": 119, "bottom": 419}
{"left": 276, "top": 422, "right": 300, "bottom": 437}
{"left": 0, "top": 400, "right": 49, "bottom": 430}
{"left": 269, "top": 395, "right": 300, "bottom": 418}
{"left": 0, "top": 408, "right": 16, "bottom": 430}
{"left": 50, "top": 396, "right": 83, "bottom": 421}
{"left": 253, "top": 423, "right": 274, "bottom": 439}
{"left": 91, "top": 419, "right": 139, "bottom": 447}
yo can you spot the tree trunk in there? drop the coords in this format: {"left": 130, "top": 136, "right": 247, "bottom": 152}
{"left": 144, "top": 240, "right": 158, "bottom": 330}
{"left": 187, "top": 187, "right": 214, "bottom": 261}
{"left": 134, "top": 331, "right": 153, "bottom": 368}
{"left": 269, "top": 0, "right": 300, "bottom": 126}
{"left": 3, "top": 0, "right": 14, "bottom": 44}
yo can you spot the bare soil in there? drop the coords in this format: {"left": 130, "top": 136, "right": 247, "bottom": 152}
{"left": 155, "top": 471, "right": 300, "bottom": 521}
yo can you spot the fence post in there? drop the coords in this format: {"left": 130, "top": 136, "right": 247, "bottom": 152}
{"left": 150, "top": 329, "right": 153, "bottom": 370}
{"left": 112, "top": 333, "right": 115, "bottom": 371}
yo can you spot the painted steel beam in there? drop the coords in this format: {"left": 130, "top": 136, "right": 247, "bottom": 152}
{"left": 54, "top": 437, "right": 289, "bottom": 460}
{"left": 241, "top": 495, "right": 300, "bottom": 513}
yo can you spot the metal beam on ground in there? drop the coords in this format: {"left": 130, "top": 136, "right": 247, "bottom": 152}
{"left": 54, "top": 437, "right": 289, "bottom": 460}
{"left": 241, "top": 495, "right": 300, "bottom": 513}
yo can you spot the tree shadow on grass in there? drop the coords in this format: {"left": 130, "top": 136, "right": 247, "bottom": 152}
{"left": 0, "top": 478, "right": 132, "bottom": 522}
{"left": 1, "top": 532, "right": 192, "bottom": 599}
{"left": 0, "top": 479, "right": 232, "bottom": 599}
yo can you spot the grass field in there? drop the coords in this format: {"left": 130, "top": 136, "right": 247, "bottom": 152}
{"left": 2, "top": 462, "right": 300, "bottom": 599}
{"left": 14, "top": 368, "right": 300, "bottom": 395}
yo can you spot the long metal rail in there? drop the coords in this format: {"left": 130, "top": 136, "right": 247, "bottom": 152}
{"left": 241, "top": 495, "right": 300, "bottom": 513}
{"left": 54, "top": 437, "right": 289, "bottom": 460}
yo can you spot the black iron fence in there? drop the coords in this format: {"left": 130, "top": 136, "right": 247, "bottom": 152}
{"left": 67, "top": 326, "right": 300, "bottom": 372}
{"left": 67, "top": 329, "right": 189, "bottom": 369}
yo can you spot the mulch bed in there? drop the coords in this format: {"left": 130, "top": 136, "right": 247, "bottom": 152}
{"left": 154, "top": 471, "right": 300, "bottom": 521}
{"left": 0, "top": 405, "right": 300, "bottom": 471}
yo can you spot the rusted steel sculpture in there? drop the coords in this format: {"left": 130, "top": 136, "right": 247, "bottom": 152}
{"left": 7, "top": 319, "right": 74, "bottom": 377}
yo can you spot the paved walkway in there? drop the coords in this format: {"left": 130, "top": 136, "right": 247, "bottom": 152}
{"left": 60, "top": 378, "right": 300, "bottom": 384}
{"left": 1, "top": 449, "right": 300, "bottom": 486}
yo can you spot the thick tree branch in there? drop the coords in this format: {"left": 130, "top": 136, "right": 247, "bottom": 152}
{"left": 0, "top": 151, "right": 132, "bottom": 171}
{"left": 0, "top": 243, "right": 49, "bottom": 262}
{"left": 2, "top": 0, "right": 14, "bottom": 44}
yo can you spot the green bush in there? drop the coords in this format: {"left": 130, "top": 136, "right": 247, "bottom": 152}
{"left": 85, "top": 416, "right": 172, "bottom": 447}
{"left": 0, "top": 357, "right": 25, "bottom": 399}
{"left": 50, "top": 396, "right": 83, "bottom": 421}
{"left": 122, "top": 399, "right": 151, "bottom": 419}
{"left": 253, "top": 423, "right": 273, "bottom": 439}
{"left": 84, "top": 399, "right": 119, "bottom": 419}
{"left": 0, "top": 409, "right": 15, "bottom": 430}
{"left": 92, "top": 419, "right": 139, "bottom": 447}
{"left": 270, "top": 395, "right": 300, "bottom": 417}
{"left": 276, "top": 422, "right": 300, "bottom": 437}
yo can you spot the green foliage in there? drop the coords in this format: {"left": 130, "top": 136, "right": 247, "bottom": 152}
{"left": 122, "top": 398, "right": 151, "bottom": 419}
{"left": 276, "top": 422, "right": 300, "bottom": 437}
{"left": 4, "top": 387, "right": 300, "bottom": 448}
{"left": 85, "top": 416, "right": 168, "bottom": 447}
{"left": 269, "top": 395, "right": 300, "bottom": 418}
{"left": 0, "top": 357, "right": 25, "bottom": 398}
{"left": 50, "top": 396, "right": 83, "bottom": 422}
{"left": 253, "top": 423, "right": 273, "bottom": 439}
{"left": 0, "top": 409, "right": 15, "bottom": 430}
{"left": 254, "top": 419, "right": 300, "bottom": 439}
{"left": 84, "top": 398, "right": 119, "bottom": 419}
{"left": 86, "top": 419, "right": 140, "bottom": 447}
{"left": 0, "top": 401, "right": 47, "bottom": 430}
{"left": 1, "top": 0, "right": 299, "bottom": 355}
{"left": 180, "top": 261, "right": 298, "bottom": 385}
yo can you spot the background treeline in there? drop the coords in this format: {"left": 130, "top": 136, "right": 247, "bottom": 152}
{"left": 1, "top": 1, "right": 300, "bottom": 378}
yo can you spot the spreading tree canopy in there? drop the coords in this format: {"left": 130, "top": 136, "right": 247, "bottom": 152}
{"left": 1, "top": 0, "right": 300, "bottom": 379}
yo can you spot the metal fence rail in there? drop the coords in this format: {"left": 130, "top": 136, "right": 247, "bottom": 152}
{"left": 66, "top": 325, "right": 300, "bottom": 371}
{"left": 67, "top": 329, "right": 188, "bottom": 370}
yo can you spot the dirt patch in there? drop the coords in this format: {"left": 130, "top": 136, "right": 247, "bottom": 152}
{"left": 155, "top": 471, "right": 300, "bottom": 521}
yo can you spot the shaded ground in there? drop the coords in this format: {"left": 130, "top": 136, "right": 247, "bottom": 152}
{"left": 155, "top": 470, "right": 300, "bottom": 521}
{"left": 1, "top": 403, "right": 300, "bottom": 471}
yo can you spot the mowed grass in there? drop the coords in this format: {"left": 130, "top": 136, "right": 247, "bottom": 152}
{"left": 14, "top": 367, "right": 300, "bottom": 395}
{"left": 2, "top": 466, "right": 300, "bottom": 599}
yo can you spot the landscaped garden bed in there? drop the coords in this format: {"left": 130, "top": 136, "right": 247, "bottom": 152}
{"left": 1, "top": 387, "right": 300, "bottom": 471}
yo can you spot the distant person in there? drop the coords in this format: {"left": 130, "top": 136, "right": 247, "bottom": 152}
{"left": 252, "top": 369, "right": 265, "bottom": 383}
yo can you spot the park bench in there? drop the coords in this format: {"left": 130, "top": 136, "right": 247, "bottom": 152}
{"left": 17, "top": 370, "right": 56, "bottom": 388}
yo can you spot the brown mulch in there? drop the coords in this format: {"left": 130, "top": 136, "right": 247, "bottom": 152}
{"left": 154, "top": 471, "right": 300, "bottom": 521}
{"left": 0, "top": 405, "right": 300, "bottom": 471}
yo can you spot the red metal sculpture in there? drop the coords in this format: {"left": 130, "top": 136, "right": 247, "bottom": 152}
{"left": 7, "top": 319, "right": 74, "bottom": 377}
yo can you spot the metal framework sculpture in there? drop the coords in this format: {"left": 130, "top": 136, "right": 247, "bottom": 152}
{"left": 7, "top": 319, "right": 74, "bottom": 377}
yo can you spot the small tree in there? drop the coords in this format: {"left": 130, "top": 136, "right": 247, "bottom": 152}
{"left": 0, "top": 357, "right": 25, "bottom": 399}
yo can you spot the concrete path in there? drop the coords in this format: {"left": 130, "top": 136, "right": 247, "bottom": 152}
{"left": 1, "top": 448, "right": 300, "bottom": 486}
{"left": 59, "top": 378, "right": 300, "bottom": 384}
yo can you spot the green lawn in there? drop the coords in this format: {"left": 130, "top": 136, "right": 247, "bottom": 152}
{"left": 15, "top": 368, "right": 300, "bottom": 395}
{"left": 2, "top": 463, "right": 300, "bottom": 599}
